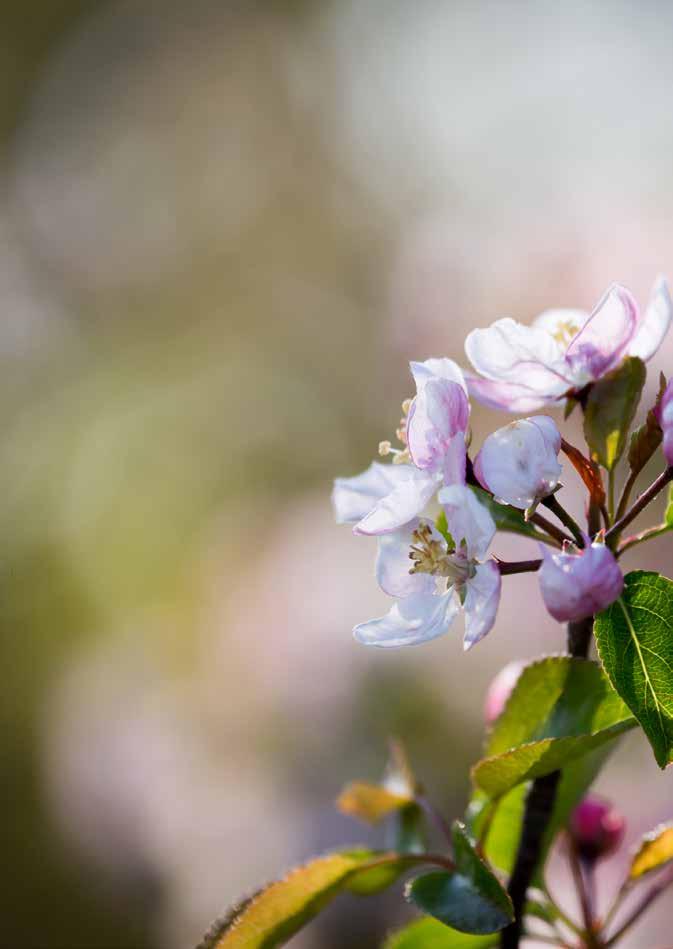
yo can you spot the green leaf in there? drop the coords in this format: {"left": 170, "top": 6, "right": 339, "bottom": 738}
{"left": 629, "top": 822, "right": 673, "bottom": 879}
{"left": 468, "top": 486, "right": 544, "bottom": 542}
{"left": 471, "top": 656, "right": 634, "bottom": 797}
{"left": 406, "top": 823, "right": 513, "bottom": 935}
{"left": 584, "top": 357, "right": 646, "bottom": 469}
{"left": 468, "top": 742, "right": 615, "bottom": 881}
{"left": 472, "top": 726, "right": 631, "bottom": 798}
{"left": 595, "top": 571, "right": 673, "bottom": 768}
{"left": 384, "top": 918, "right": 497, "bottom": 948}
{"left": 198, "top": 850, "right": 413, "bottom": 949}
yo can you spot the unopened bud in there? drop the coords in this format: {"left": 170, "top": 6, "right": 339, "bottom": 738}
{"left": 484, "top": 660, "right": 526, "bottom": 725}
{"left": 569, "top": 796, "right": 625, "bottom": 862}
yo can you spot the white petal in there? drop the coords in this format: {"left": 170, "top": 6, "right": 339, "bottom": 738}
{"left": 628, "top": 276, "right": 673, "bottom": 362}
{"left": 465, "top": 317, "right": 572, "bottom": 393}
{"left": 474, "top": 417, "right": 562, "bottom": 510}
{"left": 354, "top": 590, "right": 459, "bottom": 647}
{"left": 376, "top": 524, "right": 436, "bottom": 597}
{"left": 332, "top": 462, "right": 413, "bottom": 524}
{"left": 410, "top": 357, "right": 467, "bottom": 392}
{"left": 407, "top": 378, "right": 469, "bottom": 472}
{"left": 528, "top": 415, "right": 562, "bottom": 454}
{"left": 355, "top": 469, "right": 439, "bottom": 535}
{"left": 565, "top": 284, "right": 638, "bottom": 381}
{"left": 438, "top": 483, "right": 496, "bottom": 561}
{"left": 463, "top": 561, "right": 501, "bottom": 650}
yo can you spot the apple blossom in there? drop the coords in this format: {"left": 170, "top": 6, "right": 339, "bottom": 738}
{"left": 538, "top": 536, "right": 623, "bottom": 623}
{"left": 332, "top": 358, "right": 469, "bottom": 535}
{"left": 465, "top": 277, "right": 672, "bottom": 412}
{"left": 474, "top": 415, "right": 562, "bottom": 511}
{"left": 655, "top": 377, "right": 673, "bottom": 467}
{"left": 354, "top": 484, "right": 501, "bottom": 650}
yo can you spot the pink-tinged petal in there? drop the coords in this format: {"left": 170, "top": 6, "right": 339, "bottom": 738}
{"left": 463, "top": 560, "right": 501, "bottom": 650}
{"left": 538, "top": 542, "right": 623, "bottom": 623}
{"left": 442, "top": 429, "right": 467, "bottom": 486}
{"left": 353, "top": 590, "right": 459, "bottom": 647}
{"left": 406, "top": 378, "right": 469, "bottom": 472}
{"left": 628, "top": 276, "right": 673, "bottom": 362}
{"left": 376, "top": 523, "right": 436, "bottom": 597}
{"left": 465, "top": 317, "right": 572, "bottom": 392}
{"left": 438, "top": 483, "right": 496, "bottom": 561}
{"left": 410, "top": 357, "right": 467, "bottom": 392}
{"left": 354, "top": 469, "right": 439, "bottom": 535}
{"left": 658, "top": 379, "right": 673, "bottom": 466}
{"left": 332, "top": 461, "right": 414, "bottom": 524}
{"left": 465, "top": 374, "right": 554, "bottom": 413}
{"left": 565, "top": 284, "right": 638, "bottom": 382}
{"left": 474, "top": 417, "right": 562, "bottom": 510}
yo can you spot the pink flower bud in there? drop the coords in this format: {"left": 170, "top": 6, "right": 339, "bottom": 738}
{"left": 474, "top": 416, "right": 562, "bottom": 510}
{"left": 538, "top": 538, "right": 623, "bottom": 623}
{"left": 484, "top": 660, "right": 526, "bottom": 725}
{"left": 569, "top": 796, "right": 626, "bottom": 861}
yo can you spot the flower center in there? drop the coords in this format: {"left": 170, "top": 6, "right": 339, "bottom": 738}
{"left": 550, "top": 319, "right": 580, "bottom": 348}
{"left": 408, "top": 523, "right": 474, "bottom": 585}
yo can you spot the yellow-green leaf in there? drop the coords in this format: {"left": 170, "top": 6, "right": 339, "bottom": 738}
{"left": 584, "top": 357, "right": 646, "bottom": 470}
{"left": 629, "top": 823, "right": 673, "bottom": 879}
{"left": 384, "top": 917, "right": 497, "bottom": 948}
{"left": 198, "top": 850, "right": 410, "bottom": 949}
{"left": 337, "top": 781, "right": 412, "bottom": 823}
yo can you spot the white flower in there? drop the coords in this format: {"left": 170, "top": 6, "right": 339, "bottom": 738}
{"left": 465, "top": 278, "right": 672, "bottom": 412}
{"left": 354, "top": 485, "right": 501, "bottom": 650}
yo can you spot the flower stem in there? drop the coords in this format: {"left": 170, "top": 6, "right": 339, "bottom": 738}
{"left": 615, "top": 468, "right": 638, "bottom": 522}
{"left": 541, "top": 495, "right": 585, "bottom": 547}
{"left": 604, "top": 467, "right": 673, "bottom": 547}
{"left": 617, "top": 523, "right": 670, "bottom": 556}
{"left": 529, "top": 511, "right": 570, "bottom": 547}
{"left": 603, "top": 865, "right": 673, "bottom": 947}
{"left": 500, "top": 615, "right": 594, "bottom": 949}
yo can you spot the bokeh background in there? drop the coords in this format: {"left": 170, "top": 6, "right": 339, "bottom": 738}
{"left": 3, "top": 2, "right": 673, "bottom": 947}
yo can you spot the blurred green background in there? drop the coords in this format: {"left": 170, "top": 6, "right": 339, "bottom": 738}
{"left": 2, "top": 2, "right": 673, "bottom": 946}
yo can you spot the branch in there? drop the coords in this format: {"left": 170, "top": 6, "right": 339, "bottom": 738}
{"left": 500, "top": 615, "right": 594, "bottom": 949}
{"left": 496, "top": 558, "right": 543, "bottom": 576}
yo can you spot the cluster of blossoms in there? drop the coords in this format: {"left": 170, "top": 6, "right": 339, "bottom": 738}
{"left": 334, "top": 278, "right": 673, "bottom": 649}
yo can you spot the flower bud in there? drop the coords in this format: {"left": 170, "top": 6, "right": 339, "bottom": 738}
{"left": 569, "top": 796, "right": 626, "bottom": 862}
{"left": 538, "top": 538, "right": 623, "bottom": 623}
{"left": 483, "top": 660, "right": 526, "bottom": 725}
{"left": 474, "top": 416, "right": 562, "bottom": 510}
{"left": 656, "top": 378, "right": 673, "bottom": 466}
